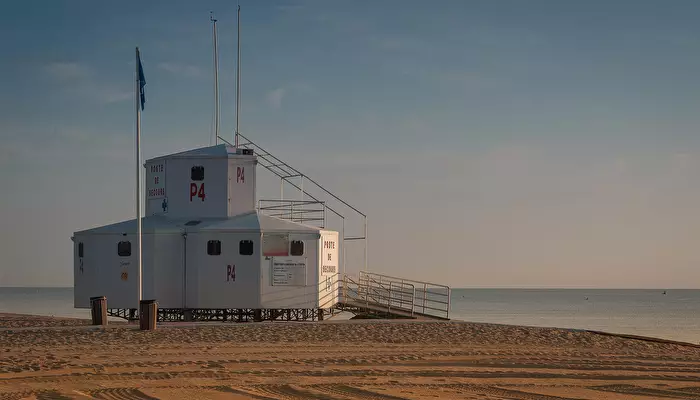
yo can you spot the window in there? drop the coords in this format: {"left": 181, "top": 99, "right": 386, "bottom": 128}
{"left": 78, "top": 242, "right": 84, "bottom": 258}
{"left": 290, "top": 240, "right": 304, "bottom": 256}
{"left": 207, "top": 240, "right": 221, "bottom": 256}
{"left": 117, "top": 241, "right": 131, "bottom": 257}
{"left": 239, "top": 240, "right": 254, "bottom": 255}
{"left": 191, "top": 165, "right": 204, "bottom": 181}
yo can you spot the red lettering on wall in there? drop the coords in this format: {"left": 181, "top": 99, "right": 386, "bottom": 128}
{"left": 190, "top": 183, "right": 206, "bottom": 202}
{"left": 227, "top": 264, "right": 236, "bottom": 282}
{"left": 190, "top": 183, "right": 197, "bottom": 201}
{"left": 236, "top": 167, "right": 245, "bottom": 183}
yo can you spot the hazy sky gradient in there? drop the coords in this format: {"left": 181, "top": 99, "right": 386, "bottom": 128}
{"left": 2, "top": 0, "right": 700, "bottom": 287}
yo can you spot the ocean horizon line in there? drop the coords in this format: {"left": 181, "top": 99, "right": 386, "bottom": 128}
{"left": 2, "top": 286, "right": 699, "bottom": 290}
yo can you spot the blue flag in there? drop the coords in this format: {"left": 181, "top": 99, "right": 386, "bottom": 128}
{"left": 137, "top": 49, "right": 146, "bottom": 111}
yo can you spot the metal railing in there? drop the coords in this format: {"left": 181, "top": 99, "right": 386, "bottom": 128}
{"left": 217, "top": 132, "right": 367, "bottom": 273}
{"left": 341, "top": 272, "right": 451, "bottom": 320}
{"left": 258, "top": 199, "right": 326, "bottom": 227}
{"left": 359, "top": 271, "right": 451, "bottom": 319}
{"left": 342, "top": 275, "right": 415, "bottom": 316}
{"left": 318, "top": 273, "right": 340, "bottom": 309}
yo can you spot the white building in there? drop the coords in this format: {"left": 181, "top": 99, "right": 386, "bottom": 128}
{"left": 72, "top": 145, "right": 339, "bottom": 313}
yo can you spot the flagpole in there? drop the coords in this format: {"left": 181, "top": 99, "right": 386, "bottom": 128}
{"left": 135, "top": 47, "right": 143, "bottom": 304}
{"left": 235, "top": 4, "right": 240, "bottom": 148}
{"left": 211, "top": 12, "right": 220, "bottom": 145}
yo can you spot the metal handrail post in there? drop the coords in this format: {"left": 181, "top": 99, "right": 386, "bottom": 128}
{"left": 388, "top": 282, "right": 392, "bottom": 313}
{"left": 341, "top": 217, "right": 346, "bottom": 278}
{"left": 365, "top": 279, "right": 369, "bottom": 308}
{"left": 446, "top": 287, "right": 451, "bottom": 319}
{"left": 364, "top": 216, "right": 368, "bottom": 272}
{"left": 412, "top": 286, "right": 416, "bottom": 316}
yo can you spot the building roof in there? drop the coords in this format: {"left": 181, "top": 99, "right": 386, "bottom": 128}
{"left": 74, "top": 211, "right": 323, "bottom": 236}
{"left": 73, "top": 215, "right": 185, "bottom": 235}
{"left": 146, "top": 144, "right": 249, "bottom": 163}
{"left": 201, "top": 212, "right": 321, "bottom": 233}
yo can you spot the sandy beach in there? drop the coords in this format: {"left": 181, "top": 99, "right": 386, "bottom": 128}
{"left": 2, "top": 314, "right": 700, "bottom": 399}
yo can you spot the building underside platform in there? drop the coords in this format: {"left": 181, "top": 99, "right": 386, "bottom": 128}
{"left": 108, "top": 307, "right": 331, "bottom": 322}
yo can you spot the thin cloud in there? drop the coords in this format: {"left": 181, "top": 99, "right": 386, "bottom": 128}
{"left": 92, "top": 84, "right": 132, "bottom": 104}
{"left": 265, "top": 82, "right": 315, "bottom": 109}
{"left": 276, "top": 4, "right": 304, "bottom": 12}
{"left": 437, "top": 70, "right": 506, "bottom": 91}
{"left": 266, "top": 87, "right": 286, "bottom": 108}
{"left": 2, "top": 126, "right": 132, "bottom": 168}
{"left": 62, "top": 81, "right": 131, "bottom": 105}
{"left": 44, "top": 62, "right": 92, "bottom": 81}
{"left": 369, "top": 36, "right": 429, "bottom": 52}
{"left": 42, "top": 61, "right": 131, "bottom": 104}
{"left": 157, "top": 62, "right": 203, "bottom": 78}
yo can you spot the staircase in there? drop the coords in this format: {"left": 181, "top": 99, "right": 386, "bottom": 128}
{"left": 218, "top": 132, "right": 367, "bottom": 272}
{"left": 336, "top": 271, "right": 451, "bottom": 320}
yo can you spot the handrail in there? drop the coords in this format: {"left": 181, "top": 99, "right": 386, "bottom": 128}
{"left": 362, "top": 278, "right": 415, "bottom": 315}
{"left": 352, "top": 272, "right": 451, "bottom": 319}
{"left": 258, "top": 199, "right": 326, "bottom": 227}
{"left": 317, "top": 272, "right": 339, "bottom": 309}
{"left": 359, "top": 271, "right": 450, "bottom": 290}
{"left": 260, "top": 200, "right": 325, "bottom": 207}
{"left": 342, "top": 277, "right": 414, "bottom": 314}
{"left": 238, "top": 133, "right": 366, "bottom": 218}
{"left": 220, "top": 133, "right": 368, "bottom": 273}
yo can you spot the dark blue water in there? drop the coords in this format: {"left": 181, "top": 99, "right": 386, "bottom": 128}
{"left": 1, "top": 288, "right": 698, "bottom": 343}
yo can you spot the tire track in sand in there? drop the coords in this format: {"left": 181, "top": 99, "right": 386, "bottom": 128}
{"left": 241, "top": 384, "right": 351, "bottom": 400}
{"left": 311, "top": 384, "right": 410, "bottom": 400}
{"left": 90, "top": 388, "right": 160, "bottom": 400}
{"left": 455, "top": 385, "right": 586, "bottom": 400}
{"left": 589, "top": 384, "right": 700, "bottom": 399}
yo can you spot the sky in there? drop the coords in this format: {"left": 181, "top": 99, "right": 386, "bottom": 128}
{"left": 2, "top": 0, "right": 700, "bottom": 288}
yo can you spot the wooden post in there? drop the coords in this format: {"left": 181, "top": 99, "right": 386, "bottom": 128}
{"left": 139, "top": 299, "right": 157, "bottom": 330}
{"left": 90, "top": 296, "right": 107, "bottom": 326}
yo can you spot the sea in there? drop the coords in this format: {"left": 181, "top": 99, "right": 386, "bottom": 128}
{"left": 1, "top": 288, "right": 698, "bottom": 344}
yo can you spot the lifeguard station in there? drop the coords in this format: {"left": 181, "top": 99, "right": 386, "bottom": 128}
{"left": 72, "top": 133, "right": 450, "bottom": 321}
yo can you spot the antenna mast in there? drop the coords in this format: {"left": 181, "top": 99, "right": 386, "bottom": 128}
{"left": 211, "top": 11, "right": 220, "bottom": 145}
{"left": 235, "top": 5, "right": 241, "bottom": 148}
